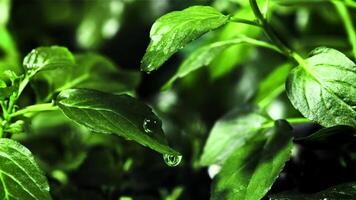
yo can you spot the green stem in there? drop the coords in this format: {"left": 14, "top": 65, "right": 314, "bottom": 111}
{"left": 287, "top": 117, "right": 311, "bottom": 124}
{"left": 274, "top": 0, "right": 356, "bottom": 8}
{"left": 262, "top": 117, "right": 311, "bottom": 128}
{"left": 249, "top": 0, "right": 307, "bottom": 67}
{"left": 249, "top": 0, "right": 291, "bottom": 56}
{"left": 333, "top": 1, "right": 356, "bottom": 60}
{"left": 10, "top": 103, "right": 58, "bottom": 118}
{"left": 6, "top": 75, "right": 30, "bottom": 116}
{"left": 230, "top": 17, "right": 262, "bottom": 28}
{"left": 237, "top": 35, "right": 284, "bottom": 54}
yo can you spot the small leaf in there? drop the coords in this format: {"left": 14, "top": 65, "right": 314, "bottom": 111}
{"left": 270, "top": 182, "right": 356, "bottom": 200}
{"left": 141, "top": 6, "right": 230, "bottom": 72}
{"left": 212, "top": 120, "right": 293, "bottom": 200}
{"left": 200, "top": 106, "right": 270, "bottom": 166}
{"left": 0, "top": 138, "right": 51, "bottom": 200}
{"left": 57, "top": 88, "right": 179, "bottom": 156}
{"left": 286, "top": 47, "right": 356, "bottom": 127}
{"left": 23, "top": 46, "right": 75, "bottom": 76}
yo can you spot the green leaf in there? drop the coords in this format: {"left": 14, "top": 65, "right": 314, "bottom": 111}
{"left": 23, "top": 46, "right": 75, "bottom": 76}
{"left": 200, "top": 106, "right": 270, "bottom": 166}
{"left": 162, "top": 38, "right": 243, "bottom": 90}
{"left": 0, "top": 27, "right": 20, "bottom": 80}
{"left": 295, "top": 125, "right": 355, "bottom": 148}
{"left": 286, "top": 47, "right": 356, "bottom": 127}
{"left": 0, "top": 138, "right": 51, "bottom": 200}
{"left": 0, "top": 0, "right": 10, "bottom": 26}
{"left": 212, "top": 120, "right": 293, "bottom": 200}
{"left": 255, "top": 62, "right": 292, "bottom": 108}
{"left": 76, "top": 0, "right": 125, "bottom": 49}
{"left": 141, "top": 6, "right": 230, "bottom": 72}
{"left": 162, "top": 36, "right": 280, "bottom": 90}
{"left": 208, "top": 6, "right": 261, "bottom": 79}
{"left": 56, "top": 88, "right": 180, "bottom": 156}
{"left": 270, "top": 182, "right": 356, "bottom": 200}
{"left": 33, "top": 53, "right": 140, "bottom": 101}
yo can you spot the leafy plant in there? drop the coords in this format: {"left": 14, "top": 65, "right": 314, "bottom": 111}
{"left": 0, "top": 0, "right": 356, "bottom": 199}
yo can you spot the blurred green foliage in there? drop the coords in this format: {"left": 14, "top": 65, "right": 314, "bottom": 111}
{"left": 0, "top": 0, "right": 356, "bottom": 199}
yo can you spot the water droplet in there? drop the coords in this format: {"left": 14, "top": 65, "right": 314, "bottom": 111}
{"left": 143, "top": 118, "right": 158, "bottom": 133}
{"left": 163, "top": 154, "right": 182, "bottom": 167}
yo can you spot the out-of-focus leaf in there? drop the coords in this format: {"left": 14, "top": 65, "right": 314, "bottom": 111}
{"left": 141, "top": 6, "right": 229, "bottom": 72}
{"left": 212, "top": 120, "right": 293, "bottom": 200}
{"left": 295, "top": 125, "right": 356, "bottom": 148}
{"left": 76, "top": 0, "right": 125, "bottom": 49}
{"left": 57, "top": 89, "right": 180, "bottom": 156}
{"left": 33, "top": 53, "right": 140, "bottom": 101}
{"left": 255, "top": 62, "right": 292, "bottom": 107}
{"left": 286, "top": 47, "right": 356, "bottom": 127}
{"left": 208, "top": 7, "right": 261, "bottom": 79}
{"left": 270, "top": 182, "right": 356, "bottom": 200}
{"left": 23, "top": 46, "right": 75, "bottom": 76}
{"left": 200, "top": 106, "right": 270, "bottom": 166}
{"left": 0, "top": 27, "right": 20, "bottom": 80}
{"left": 162, "top": 36, "right": 279, "bottom": 90}
{"left": 0, "top": 0, "right": 10, "bottom": 26}
{"left": 0, "top": 138, "right": 51, "bottom": 200}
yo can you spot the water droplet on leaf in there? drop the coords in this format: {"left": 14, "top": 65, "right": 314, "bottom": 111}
{"left": 143, "top": 118, "right": 158, "bottom": 133}
{"left": 163, "top": 154, "right": 182, "bottom": 167}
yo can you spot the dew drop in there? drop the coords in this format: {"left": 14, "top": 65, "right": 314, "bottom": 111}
{"left": 143, "top": 118, "right": 158, "bottom": 133}
{"left": 163, "top": 154, "right": 182, "bottom": 167}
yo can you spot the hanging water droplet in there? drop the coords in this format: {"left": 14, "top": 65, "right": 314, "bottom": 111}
{"left": 143, "top": 118, "right": 158, "bottom": 133}
{"left": 163, "top": 154, "right": 182, "bottom": 167}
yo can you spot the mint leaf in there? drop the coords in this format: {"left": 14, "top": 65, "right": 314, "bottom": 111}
{"left": 33, "top": 53, "right": 140, "bottom": 101}
{"left": 286, "top": 47, "right": 356, "bottom": 127}
{"left": 0, "top": 27, "right": 20, "bottom": 80}
{"left": 255, "top": 62, "right": 292, "bottom": 107}
{"left": 57, "top": 89, "right": 180, "bottom": 156}
{"left": 163, "top": 37, "right": 279, "bottom": 90}
{"left": 23, "top": 46, "right": 75, "bottom": 76}
{"left": 163, "top": 38, "right": 243, "bottom": 90}
{"left": 295, "top": 125, "right": 355, "bottom": 148}
{"left": 0, "top": 138, "right": 51, "bottom": 200}
{"left": 270, "top": 182, "right": 356, "bottom": 200}
{"left": 141, "top": 6, "right": 229, "bottom": 72}
{"left": 208, "top": 6, "right": 261, "bottom": 78}
{"left": 0, "top": 0, "right": 10, "bottom": 26}
{"left": 76, "top": 0, "right": 124, "bottom": 49}
{"left": 212, "top": 120, "right": 293, "bottom": 200}
{"left": 200, "top": 106, "right": 270, "bottom": 166}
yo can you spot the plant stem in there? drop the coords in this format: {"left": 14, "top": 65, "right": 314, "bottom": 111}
{"left": 230, "top": 17, "right": 262, "bottom": 28}
{"left": 6, "top": 75, "right": 30, "bottom": 116}
{"left": 333, "top": 1, "right": 356, "bottom": 60}
{"left": 10, "top": 103, "right": 58, "bottom": 118}
{"left": 237, "top": 35, "right": 284, "bottom": 54}
{"left": 274, "top": 0, "right": 356, "bottom": 8}
{"left": 262, "top": 117, "right": 311, "bottom": 128}
{"left": 249, "top": 0, "right": 290, "bottom": 56}
{"left": 249, "top": 0, "right": 307, "bottom": 67}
